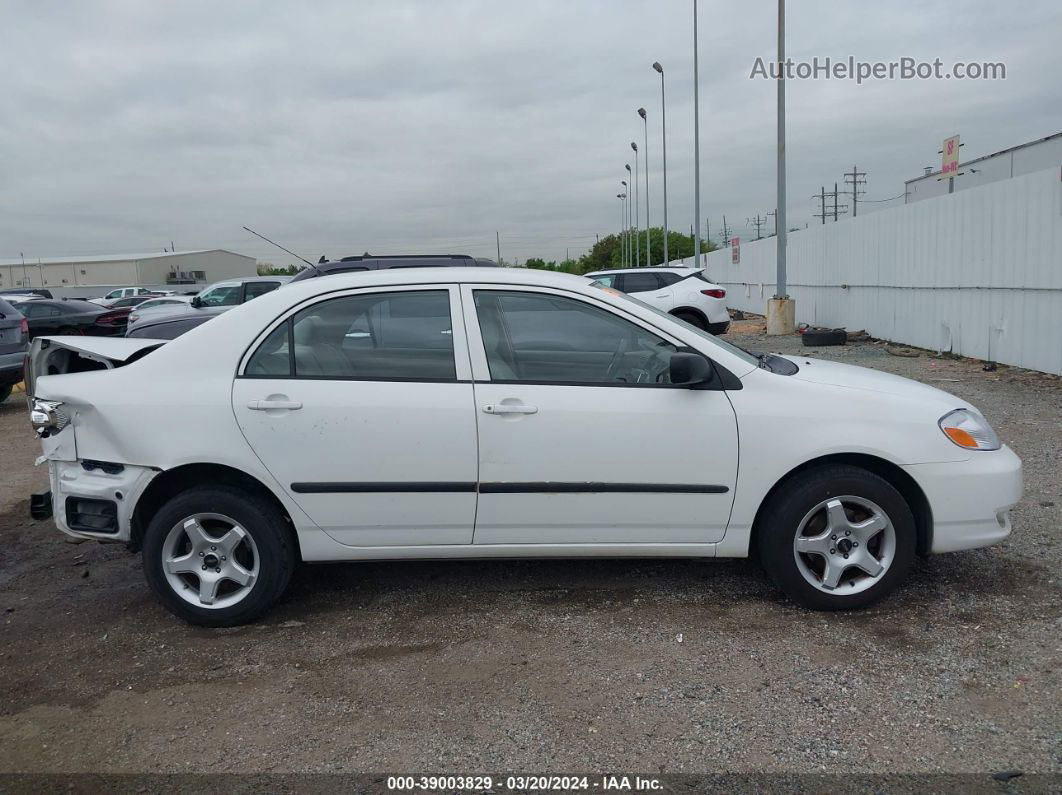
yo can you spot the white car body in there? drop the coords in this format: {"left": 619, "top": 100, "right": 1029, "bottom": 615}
{"left": 126, "top": 295, "right": 193, "bottom": 325}
{"left": 585, "top": 267, "right": 731, "bottom": 334}
{"left": 26, "top": 268, "right": 1021, "bottom": 620}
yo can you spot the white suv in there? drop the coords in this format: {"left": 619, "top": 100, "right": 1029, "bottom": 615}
{"left": 585, "top": 267, "right": 730, "bottom": 334}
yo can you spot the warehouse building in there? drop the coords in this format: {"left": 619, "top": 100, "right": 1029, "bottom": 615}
{"left": 905, "top": 131, "right": 1062, "bottom": 203}
{"left": 0, "top": 249, "right": 257, "bottom": 297}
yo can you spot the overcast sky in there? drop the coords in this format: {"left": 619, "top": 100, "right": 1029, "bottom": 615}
{"left": 2, "top": 0, "right": 1060, "bottom": 266}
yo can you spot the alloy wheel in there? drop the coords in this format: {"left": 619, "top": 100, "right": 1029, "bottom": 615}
{"left": 162, "top": 513, "right": 260, "bottom": 609}
{"left": 792, "top": 495, "right": 896, "bottom": 595}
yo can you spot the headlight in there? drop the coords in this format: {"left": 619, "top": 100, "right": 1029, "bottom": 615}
{"left": 939, "top": 408, "right": 1001, "bottom": 451}
{"left": 30, "top": 399, "right": 69, "bottom": 438}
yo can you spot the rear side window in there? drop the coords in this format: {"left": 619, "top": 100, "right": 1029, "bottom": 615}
{"left": 656, "top": 272, "right": 684, "bottom": 287}
{"left": 617, "top": 272, "right": 661, "bottom": 293}
{"left": 245, "top": 290, "right": 456, "bottom": 381}
{"left": 243, "top": 281, "right": 280, "bottom": 301}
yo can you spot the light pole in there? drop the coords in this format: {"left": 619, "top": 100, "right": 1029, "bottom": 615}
{"left": 652, "top": 61, "right": 669, "bottom": 266}
{"left": 625, "top": 163, "right": 636, "bottom": 267}
{"left": 630, "top": 142, "right": 640, "bottom": 267}
{"left": 621, "top": 180, "right": 629, "bottom": 266}
{"left": 766, "top": 0, "right": 794, "bottom": 335}
{"left": 637, "top": 108, "right": 651, "bottom": 267}
{"left": 692, "top": 0, "right": 702, "bottom": 267}
{"left": 617, "top": 193, "right": 627, "bottom": 267}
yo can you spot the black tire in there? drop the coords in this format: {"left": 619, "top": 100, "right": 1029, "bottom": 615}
{"left": 757, "top": 465, "right": 916, "bottom": 610}
{"left": 142, "top": 485, "right": 296, "bottom": 626}
{"left": 0, "top": 383, "right": 11, "bottom": 404}
{"left": 672, "top": 310, "right": 707, "bottom": 331}
{"left": 58, "top": 326, "right": 80, "bottom": 335}
{"left": 802, "top": 327, "right": 846, "bottom": 346}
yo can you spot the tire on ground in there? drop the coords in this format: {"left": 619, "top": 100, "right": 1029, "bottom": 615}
{"left": 141, "top": 485, "right": 296, "bottom": 627}
{"left": 672, "top": 310, "right": 706, "bottom": 330}
{"left": 801, "top": 327, "right": 847, "bottom": 346}
{"left": 756, "top": 464, "right": 917, "bottom": 610}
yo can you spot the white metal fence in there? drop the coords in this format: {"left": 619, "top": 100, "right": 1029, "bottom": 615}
{"left": 679, "top": 166, "right": 1062, "bottom": 375}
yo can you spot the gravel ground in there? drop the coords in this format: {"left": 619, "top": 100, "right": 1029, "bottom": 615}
{"left": 0, "top": 324, "right": 1059, "bottom": 781}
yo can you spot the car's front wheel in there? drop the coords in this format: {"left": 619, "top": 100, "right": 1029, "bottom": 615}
{"left": 142, "top": 485, "right": 296, "bottom": 626}
{"left": 757, "top": 465, "right": 916, "bottom": 610}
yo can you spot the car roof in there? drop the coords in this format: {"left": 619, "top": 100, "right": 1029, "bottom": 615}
{"left": 585, "top": 266, "right": 703, "bottom": 276}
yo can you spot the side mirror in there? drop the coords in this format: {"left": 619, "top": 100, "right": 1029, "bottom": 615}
{"left": 669, "top": 352, "right": 715, "bottom": 388}
{"left": 190, "top": 296, "right": 202, "bottom": 308}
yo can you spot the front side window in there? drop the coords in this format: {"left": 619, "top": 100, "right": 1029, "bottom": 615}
{"left": 199, "top": 285, "right": 241, "bottom": 306}
{"left": 589, "top": 274, "right": 617, "bottom": 288}
{"left": 473, "top": 291, "right": 677, "bottom": 385}
{"left": 246, "top": 290, "right": 456, "bottom": 381}
{"left": 243, "top": 281, "right": 280, "bottom": 301}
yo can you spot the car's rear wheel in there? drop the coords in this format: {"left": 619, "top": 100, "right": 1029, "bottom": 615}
{"left": 142, "top": 485, "right": 295, "bottom": 626}
{"left": 672, "top": 310, "right": 706, "bottom": 330}
{"left": 757, "top": 465, "right": 916, "bottom": 610}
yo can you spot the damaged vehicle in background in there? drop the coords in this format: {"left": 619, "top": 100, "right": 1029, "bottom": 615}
{"left": 25, "top": 268, "right": 1022, "bottom": 626}
{"left": 0, "top": 297, "right": 30, "bottom": 403}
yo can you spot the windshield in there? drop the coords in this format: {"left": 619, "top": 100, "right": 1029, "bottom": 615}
{"left": 594, "top": 284, "right": 760, "bottom": 368}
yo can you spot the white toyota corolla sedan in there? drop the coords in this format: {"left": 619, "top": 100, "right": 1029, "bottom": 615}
{"left": 25, "top": 268, "right": 1022, "bottom": 626}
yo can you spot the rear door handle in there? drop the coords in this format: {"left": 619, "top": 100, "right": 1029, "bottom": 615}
{"left": 247, "top": 399, "right": 303, "bottom": 411}
{"left": 482, "top": 403, "right": 538, "bottom": 415}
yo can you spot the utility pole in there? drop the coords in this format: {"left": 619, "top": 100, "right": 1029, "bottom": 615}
{"left": 767, "top": 209, "right": 777, "bottom": 236}
{"left": 843, "top": 165, "right": 866, "bottom": 217}
{"left": 820, "top": 183, "right": 848, "bottom": 221}
{"left": 496, "top": 231, "right": 501, "bottom": 264}
{"left": 692, "top": 0, "right": 702, "bottom": 268}
{"left": 747, "top": 214, "right": 767, "bottom": 240}
{"left": 813, "top": 186, "right": 827, "bottom": 224}
{"left": 721, "top": 215, "right": 731, "bottom": 246}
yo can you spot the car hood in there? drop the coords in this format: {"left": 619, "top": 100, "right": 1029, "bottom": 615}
{"left": 781, "top": 355, "right": 966, "bottom": 407}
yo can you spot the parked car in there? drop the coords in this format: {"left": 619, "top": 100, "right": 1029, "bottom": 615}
{"left": 0, "top": 297, "right": 29, "bottom": 403}
{"left": 191, "top": 276, "right": 291, "bottom": 308}
{"left": 89, "top": 287, "right": 159, "bottom": 307}
{"left": 123, "top": 277, "right": 290, "bottom": 336}
{"left": 25, "top": 268, "right": 1021, "bottom": 626}
{"left": 126, "top": 295, "right": 193, "bottom": 326}
{"left": 1, "top": 288, "right": 52, "bottom": 299}
{"left": 288, "top": 254, "right": 498, "bottom": 282}
{"left": 585, "top": 267, "right": 730, "bottom": 334}
{"left": 12, "top": 298, "right": 129, "bottom": 339}
{"left": 126, "top": 307, "right": 226, "bottom": 339}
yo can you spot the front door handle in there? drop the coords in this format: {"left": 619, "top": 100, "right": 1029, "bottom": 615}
{"left": 247, "top": 399, "right": 303, "bottom": 411}
{"left": 482, "top": 403, "right": 538, "bottom": 415}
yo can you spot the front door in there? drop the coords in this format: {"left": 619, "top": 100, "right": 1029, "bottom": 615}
{"left": 232, "top": 285, "right": 478, "bottom": 547}
{"left": 462, "top": 285, "right": 738, "bottom": 546}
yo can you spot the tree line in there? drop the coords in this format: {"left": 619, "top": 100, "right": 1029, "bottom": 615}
{"left": 524, "top": 228, "right": 717, "bottom": 275}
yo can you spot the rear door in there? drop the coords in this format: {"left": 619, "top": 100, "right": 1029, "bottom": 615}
{"left": 232, "top": 284, "right": 479, "bottom": 547}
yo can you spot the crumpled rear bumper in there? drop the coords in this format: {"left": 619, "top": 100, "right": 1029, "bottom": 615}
{"left": 45, "top": 459, "right": 157, "bottom": 543}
